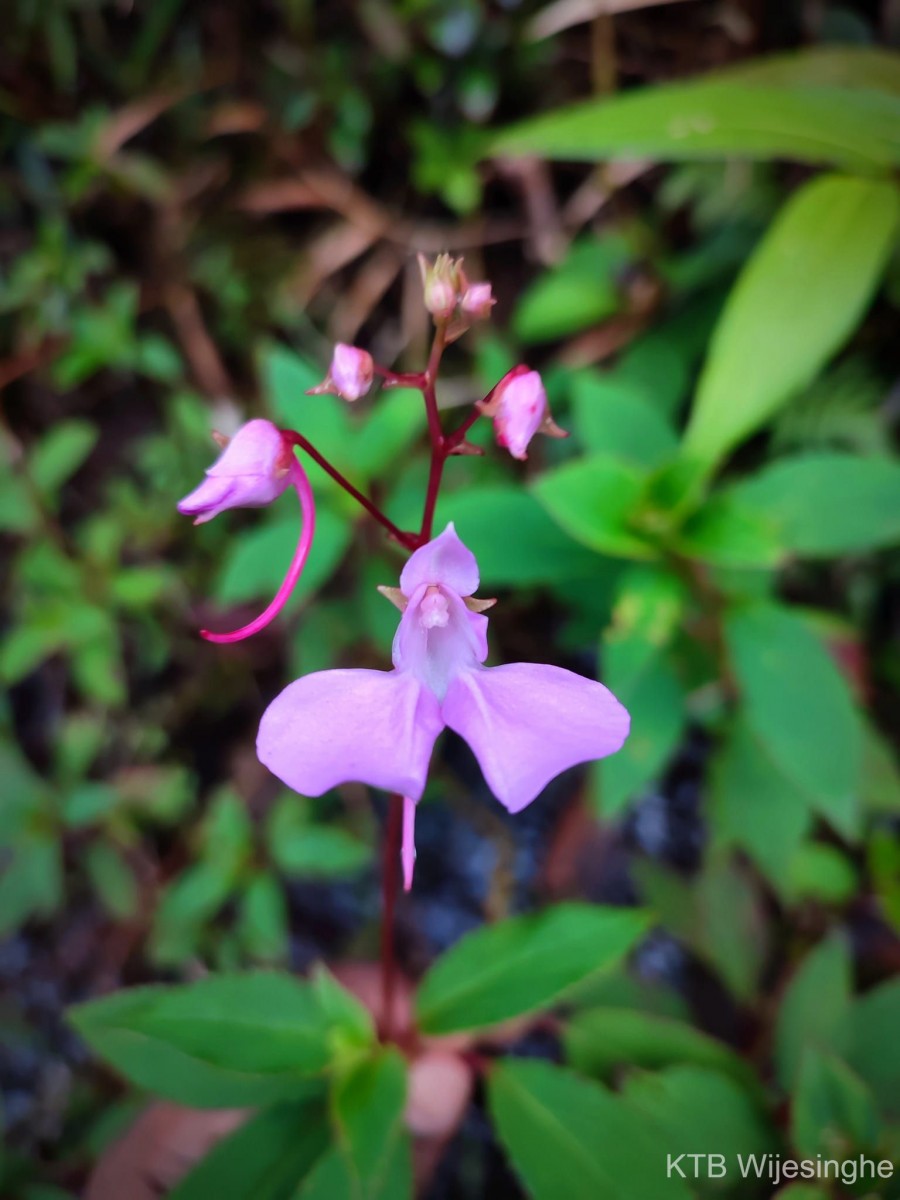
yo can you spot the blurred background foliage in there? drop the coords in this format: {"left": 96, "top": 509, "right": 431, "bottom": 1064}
{"left": 2, "top": 0, "right": 900, "bottom": 1197}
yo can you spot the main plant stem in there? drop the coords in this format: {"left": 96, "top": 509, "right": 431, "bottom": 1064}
{"left": 380, "top": 792, "right": 404, "bottom": 1042}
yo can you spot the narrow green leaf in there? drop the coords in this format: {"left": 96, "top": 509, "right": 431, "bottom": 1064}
{"left": 491, "top": 81, "right": 900, "bottom": 170}
{"left": 684, "top": 175, "right": 899, "bottom": 465}
{"left": 416, "top": 904, "right": 648, "bottom": 1035}
{"left": 170, "top": 1100, "right": 331, "bottom": 1200}
{"left": 489, "top": 1060, "right": 693, "bottom": 1200}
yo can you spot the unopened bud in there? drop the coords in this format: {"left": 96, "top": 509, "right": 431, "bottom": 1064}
{"left": 307, "top": 343, "right": 374, "bottom": 402}
{"left": 460, "top": 282, "right": 495, "bottom": 321}
{"left": 481, "top": 367, "right": 561, "bottom": 461}
{"left": 418, "top": 252, "right": 463, "bottom": 321}
{"left": 330, "top": 343, "right": 374, "bottom": 401}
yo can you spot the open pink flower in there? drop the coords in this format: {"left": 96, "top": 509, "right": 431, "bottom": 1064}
{"left": 177, "top": 419, "right": 292, "bottom": 524}
{"left": 257, "top": 524, "right": 629, "bottom": 887}
{"left": 178, "top": 419, "right": 316, "bottom": 645}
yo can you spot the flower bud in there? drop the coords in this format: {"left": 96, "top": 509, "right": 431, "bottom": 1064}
{"left": 328, "top": 343, "right": 374, "bottom": 401}
{"left": 418, "top": 253, "right": 463, "bottom": 321}
{"left": 460, "top": 281, "right": 495, "bottom": 321}
{"left": 487, "top": 367, "right": 548, "bottom": 461}
{"left": 178, "top": 419, "right": 292, "bottom": 524}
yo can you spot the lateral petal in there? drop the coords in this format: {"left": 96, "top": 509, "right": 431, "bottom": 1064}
{"left": 442, "top": 663, "right": 630, "bottom": 813}
{"left": 258, "top": 669, "right": 443, "bottom": 800}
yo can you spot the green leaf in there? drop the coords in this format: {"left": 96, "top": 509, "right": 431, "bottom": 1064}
{"left": 238, "top": 873, "right": 290, "bottom": 963}
{"left": 565, "top": 1008, "right": 754, "bottom": 1090}
{"left": 151, "top": 861, "right": 235, "bottom": 965}
{"left": 513, "top": 238, "right": 629, "bottom": 343}
{"left": 674, "top": 493, "right": 783, "bottom": 568}
{"left": 29, "top": 419, "right": 98, "bottom": 499}
{"left": 683, "top": 175, "right": 899, "bottom": 465}
{"left": 636, "top": 858, "right": 767, "bottom": 1001}
{"left": 489, "top": 1059, "right": 693, "bottom": 1200}
{"left": 597, "top": 652, "right": 686, "bottom": 817}
{"left": 785, "top": 844, "right": 858, "bottom": 906}
{"left": 835, "top": 977, "right": 900, "bottom": 1114}
{"left": 309, "top": 966, "right": 375, "bottom": 1056}
{"left": 728, "top": 453, "right": 900, "bottom": 556}
{"left": 716, "top": 46, "right": 900, "bottom": 96}
{"left": 266, "top": 797, "right": 370, "bottom": 878}
{"left": 774, "top": 934, "right": 852, "bottom": 1089}
{"left": 332, "top": 1049, "right": 407, "bottom": 1200}
{"left": 571, "top": 373, "right": 677, "bottom": 468}
{"left": 216, "top": 506, "right": 351, "bottom": 607}
{"left": 622, "top": 1066, "right": 776, "bottom": 1190}
{"left": 533, "top": 455, "right": 656, "bottom": 560}
{"left": 85, "top": 843, "right": 139, "bottom": 920}
{"left": 597, "top": 569, "right": 688, "bottom": 815}
{"left": 725, "top": 603, "right": 862, "bottom": 840}
{"left": 0, "top": 838, "right": 63, "bottom": 935}
{"left": 295, "top": 1136, "right": 412, "bottom": 1200}
{"left": 62, "top": 781, "right": 121, "bottom": 827}
{"left": 791, "top": 1049, "right": 880, "bottom": 1158}
{"left": 426, "top": 485, "right": 601, "bottom": 586}
{"left": 169, "top": 1100, "right": 331, "bottom": 1200}
{"left": 491, "top": 80, "right": 900, "bottom": 172}
{"left": 710, "top": 719, "right": 812, "bottom": 890}
{"left": 416, "top": 904, "right": 648, "bottom": 1035}
{"left": 352, "top": 388, "right": 422, "bottom": 482}
{"left": 70, "top": 974, "right": 338, "bottom": 1107}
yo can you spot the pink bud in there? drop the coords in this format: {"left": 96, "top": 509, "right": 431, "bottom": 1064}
{"left": 461, "top": 282, "right": 495, "bottom": 321}
{"left": 491, "top": 368, "right": 548, "bottom": 461}
{"left": 330, "top": 343, "right": 374, "bottom": 402}
{"left": 178, "top": 419, "right": 292, "bottom": 524}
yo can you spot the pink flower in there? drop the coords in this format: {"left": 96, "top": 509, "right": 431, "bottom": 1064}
{"left": 178, "top": 420, "right": 316, "bottom": 645}
{"left": 329, "top": 344, "right": 374, "bottom": 402}
{"left": 257, "top": 524, "right": 629, "bottom": 888}
{"left": 177, "top": 419, "right": 293, "bottom": 524}
{"left": 460, "top": 282, "right": 495, "bottom": 321}
{"left": 491, "top": 367, "right": 548, "bottom": 461}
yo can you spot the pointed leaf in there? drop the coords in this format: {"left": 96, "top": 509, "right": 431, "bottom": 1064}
{"left": 684, "top": 175, "right": 899, "bottom": 465}
{"left": 416, "top": 904, "right": 648, "bottom": 1035}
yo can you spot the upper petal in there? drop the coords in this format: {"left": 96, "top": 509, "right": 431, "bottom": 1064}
{"left": 442, "top": 662, "right": 630, "bottom": 813}
{"left": 257, "top": 668, "right": 443, "bottom": 801}
{"left": 400, "top": 523, "right": 479, "bottom": 599}
{"left": 392, "top": 585, "right": 486, "bottom": 700}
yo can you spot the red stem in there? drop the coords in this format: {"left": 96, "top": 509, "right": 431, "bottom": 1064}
{"left": 282, "top": 430, "right": 417, "bottom": 550}
{"left": 381, "top": 793, "right": 403, "bottom": 1043}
